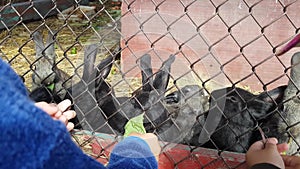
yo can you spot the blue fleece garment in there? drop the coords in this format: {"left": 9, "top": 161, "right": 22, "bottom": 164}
{"left": 108, "top": 136, "right": 158, "bottom": 169}
{"left": 0, "top": 58, "right": 158, "bottom": 169}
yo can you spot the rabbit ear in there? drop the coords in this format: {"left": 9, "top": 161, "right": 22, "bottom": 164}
{"left": 82, "top": 44, "right": 113, "bottom": 84}
{"left": 45, "top": 30, "right": 56, "bottom": 58}
{"left": 82, "top": 44, "right": 97, "bottom": 82}
{"left": 32, "top": 31, "right": 45, "bottom": 57}
{"left": 153, "top": 54, "right": 175, "bottom": 92}
{"left": 259, "top": 85, "right": 287, "bottom": 104}
{"left": 96, "top": 55, "right": 113, "bottom": 80}
{"left": 198, "top": 87, "right": 228, "bottom": 144}
{"left": 140, "top": 54, "right": 153, "bottom": 92}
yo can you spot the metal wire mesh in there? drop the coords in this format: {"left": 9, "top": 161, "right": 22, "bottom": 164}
{"left": 1, "top": 0, "right": 300, "bottom": 168}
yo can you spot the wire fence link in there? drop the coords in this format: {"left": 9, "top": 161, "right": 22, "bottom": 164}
{"left": 1, "top": 0, "right": 300, "bottom": 168}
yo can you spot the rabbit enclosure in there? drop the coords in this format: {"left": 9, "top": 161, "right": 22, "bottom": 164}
{"left": 1, "top": 0, "right": 300, "bottom": 168}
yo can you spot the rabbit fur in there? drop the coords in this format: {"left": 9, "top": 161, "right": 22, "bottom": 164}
{"left": 188, "top": 85, "right": 287, "bottom": 153}
{"left": 280, "top": 52, "right": 300, "bottom": 155}
{"left": 97, "top": 54, "right": 175, "bottom": 135}
{"left": 30, "top": 44, "right": 114, "bottom": 132}
{"left": 63, "top": 44, "right": 114, "bottom": 133}
{"left": 161, "top": 85, "right": 208, "bottom": 143}
{"left": 29, "top": 85, "right": 62, "bottom": 103}
{"left": 29, "top": 42, "right": 291, "bottom": 153}
{"left": 100, "top": 54, "right": 176, "bottom": 135}
{"left": 31, "top": 31, "right": 71, "bottom": 100}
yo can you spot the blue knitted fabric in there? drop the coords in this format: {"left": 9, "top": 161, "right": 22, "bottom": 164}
{"left": 0, "top": 58, "right": 157, "bottom": 169}
{"left": 107, "top": 136, "right": 158, "bottom": 169}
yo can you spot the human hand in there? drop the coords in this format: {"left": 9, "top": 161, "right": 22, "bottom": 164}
{"left": 35, "top": 99, "right": 76, "bottom": 131}
{"left": 129, "top": 132, "right": 161, "bottom": 161}
{"left": 282, "top": 155, "right": 300, "bottom": 169}
{"left": 246, "top": 137, "right": 289, "bottom": 169}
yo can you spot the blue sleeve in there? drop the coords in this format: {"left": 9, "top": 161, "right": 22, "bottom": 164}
{"left": 107, "top": 136, "right": 158, "bottom": 169}
{"left": 0, "top": 59, "right": 158, "bottom": 169}
{"left": 0, "top": 59, "right": 105, "bottom": 169}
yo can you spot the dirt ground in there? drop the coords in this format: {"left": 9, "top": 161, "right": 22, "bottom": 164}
{"left": 0, "top": 1, "right": 144, "bottom": 97}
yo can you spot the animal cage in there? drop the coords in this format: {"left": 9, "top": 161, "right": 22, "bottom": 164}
{"left": 1, "top": 0, "right": 300, "bottom": 168}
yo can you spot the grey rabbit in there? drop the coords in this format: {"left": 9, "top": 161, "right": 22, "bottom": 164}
{"left": 31, "top": 30, "right": 71, "bottom": 100}
{"left": 280, "top": 52, "right": 300, "bottom": 155}
{"left": 275, "top": 34, "right": 300, "bottom": 155}
{"left": 189, "top": 85, "right": 286, "bottom": 153}
{"left": 160, "top": 85, "right": 208, "bottom": 143}
{"left": 121, "top": 58, "right": 211, "bottom": 144}
{"left": 30, "top": 44, "right": 115, "bottom": 131}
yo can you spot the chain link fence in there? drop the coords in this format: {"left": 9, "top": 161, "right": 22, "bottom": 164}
{"left": 1, "top": 0, "right": 300, "bottom": 168}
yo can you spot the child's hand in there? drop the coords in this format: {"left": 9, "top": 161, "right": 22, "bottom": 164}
{"left": 246, "top": 137, "right": 289, "bottom": 169}
{"left": 129, "top": 132, "right": 161, "bottom": 161}
{"left": 35, "top": 99, "right": 76, "bottom": 131}
{"left": 282, "top": 155, "right": 300, "bottom": 169}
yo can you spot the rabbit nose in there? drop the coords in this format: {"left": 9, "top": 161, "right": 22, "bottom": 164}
{"left": 42, "top": 78, "right": 53, "bottom": 86}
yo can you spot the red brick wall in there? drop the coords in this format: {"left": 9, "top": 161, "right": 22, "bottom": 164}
{"left": 121, "top": 0, "right": 300, "bottom": 92}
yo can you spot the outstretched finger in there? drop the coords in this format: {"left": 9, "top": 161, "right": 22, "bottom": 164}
{"left": 57, "top": 99, "right": 72, "bottom": 112}
{"left": 63, "top": 110, "right": 76, "bottom": 120}
{"left": 282, "top": 155, "right": 300, "bottom": 168}
{"left": 53, "top": 111, "right": 62, "bottom": 119}
{"left": 277, "top": 143, "right": 289, "bottom": 153}
{"left": 266, "top": 137, "right": 278, "bottom": 145}
{"left": 66, "top": 122, "right": 75, "bottom": 131}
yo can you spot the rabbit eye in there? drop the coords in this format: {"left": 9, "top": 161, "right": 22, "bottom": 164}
{"left": 228, "top": 96, "right": 239, "bottom": 103}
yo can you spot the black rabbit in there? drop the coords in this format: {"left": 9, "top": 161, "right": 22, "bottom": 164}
{"left": 29, "top": 86, "right": 62, "bottom": 103}
{"left": 100, "top": 54, "right": 176, "bottom": 135}
{"left": 62, "top": 44, "right": 115, "bottom": 133}
{"left": 30, "top": 44, "right": 115, "bottom": 132}
{"left": 189, "top": 85, "right": 286, "bottom": 153}
{"left": 80, "top": 55, "right": 175, "bottom": 135}
{"left": 138, "top": 54, "right": 175, "bottom": 132}
{"left": 29, "top": 51, "right": 176, "bottom": 136}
